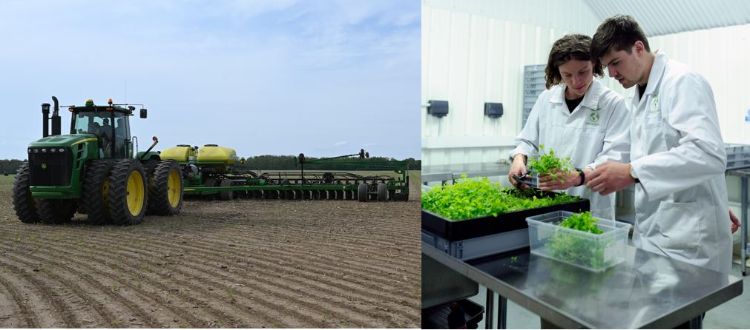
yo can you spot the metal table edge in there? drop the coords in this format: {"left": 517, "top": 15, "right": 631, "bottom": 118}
{"left": 422, "top": 244, "right": 591, "bottom": 328}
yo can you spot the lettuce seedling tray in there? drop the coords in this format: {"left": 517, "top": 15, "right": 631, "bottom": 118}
{"left": 422, "top": 191, "right": 590, "bottom": 241}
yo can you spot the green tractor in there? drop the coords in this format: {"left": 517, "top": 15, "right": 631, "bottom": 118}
{"left": 12, "top": 97, "right": 184, "bottom": 225}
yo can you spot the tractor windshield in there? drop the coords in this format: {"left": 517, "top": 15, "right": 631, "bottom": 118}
{"left": 72, "top": 111, "right": 131, "bottom": 157}
{"left": 72, "top": 111, "right": 126, "bottom": 136}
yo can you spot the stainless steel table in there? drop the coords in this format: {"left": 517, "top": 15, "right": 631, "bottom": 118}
{"left": 423, "top": 243, "right": 743, "bottom": 328}
{"left": 727, "top": 168, "right": 750, "bottom": 276}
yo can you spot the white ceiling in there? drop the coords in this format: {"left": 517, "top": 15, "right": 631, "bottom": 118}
{"left": 424, "top": 0, "right": 750, "bottom": 37}
{"left": 583, "top": 0, "right": 750, "bottom": 36}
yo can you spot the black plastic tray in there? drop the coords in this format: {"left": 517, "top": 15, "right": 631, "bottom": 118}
{"left": 422, "top": 191, "right": 590, "bottom": 242}
{"left": 421, "top": 299, "right": 484, "bottom": 329}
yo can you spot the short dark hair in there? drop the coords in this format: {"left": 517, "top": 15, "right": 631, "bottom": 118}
{"left": 591, "top": 15, "right": 650, "bottom": 60}
{"left": 544, "top": 34, "right": 603, "bottom": 88}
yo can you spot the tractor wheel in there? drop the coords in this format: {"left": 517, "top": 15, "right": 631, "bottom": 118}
{"left": 12, "top": 163, "right": 39, "bottom": 223}
{"left": 377, "top": 183, "right": 388, "bottom": 202}
{"left": 143, "top": 159, "right": 159, "bottom": 178}
{"left": 82, "top": 160, "right": 114, "bottom": 225}
{"left": 219, "top": 179, "right": 233, "bottom": 200}
{"left": 37, "top": 199, "right": 76, "bottom": 224}
{"left": 357, "top": 183, "right": 368, "bottom": 202}
{"left": 108, "top": 160, "right": 147, "bottom": 225}
{"left": 147, "top": 160, "right": 183, "bottom": 216}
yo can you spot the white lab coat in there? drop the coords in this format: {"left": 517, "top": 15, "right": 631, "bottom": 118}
{"left": 629, "top": 51, "right": 732, "bottom": 274}
{"left": 510, "top": 79, "right": 631, "bottom": 218}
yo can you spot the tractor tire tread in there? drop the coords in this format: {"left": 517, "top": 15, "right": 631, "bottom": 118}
{"left": 82, "top": 160, "right": 114, "bottom": 225}
{"left": 12, "top": 163, "right": 39, "bottom": 223}
{"left": 147, "top": 160, "right": 183, "bottom": 215}
{"left": 108, "top": 160, "right": 147, "bottom": 226}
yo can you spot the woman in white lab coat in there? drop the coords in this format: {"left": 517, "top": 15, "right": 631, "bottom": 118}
{"left": 508, "top": 34, "right": 631, "bottom": 218}
{"left": 587, "top": 15, "right": 732, "bottom": 275}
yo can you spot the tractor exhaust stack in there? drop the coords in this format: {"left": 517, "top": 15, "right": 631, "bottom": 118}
{"left": 41, "top": 102, "right": 50, "bottom": 137}
{"left": 51, "top": 96, "right": 61, "bottom": 136}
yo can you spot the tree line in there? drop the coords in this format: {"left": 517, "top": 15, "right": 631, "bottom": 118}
{"left": 1, "top": 159, "right": 25, "bottom": 175}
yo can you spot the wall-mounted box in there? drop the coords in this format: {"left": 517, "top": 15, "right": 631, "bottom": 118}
{"left": 484, "top": 102, "right": 503, "bottom": 118}
{"left": 427, "top": 100, "right": 449, "bottom": 118}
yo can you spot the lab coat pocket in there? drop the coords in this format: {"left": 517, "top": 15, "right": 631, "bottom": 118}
{"left": 643, "top": 115, "right": 668, "bottom": 153}
{"left": 654, "top": 201, "right": 702, "bottom": 255}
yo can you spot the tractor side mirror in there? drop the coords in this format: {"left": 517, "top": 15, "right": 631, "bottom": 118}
{"left": 140, "top": 108, "right": 148, "bottom": 118}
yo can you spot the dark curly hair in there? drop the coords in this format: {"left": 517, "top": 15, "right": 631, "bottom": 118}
{"left": 591, "top": 15, "right": 650, "bottom": 60}
{"left": 545, "top": 34, "right": 603, "bottom": 88}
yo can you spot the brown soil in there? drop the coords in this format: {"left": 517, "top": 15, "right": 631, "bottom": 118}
{"left": 0, "top": 178, "right": 421, "bottom": 328}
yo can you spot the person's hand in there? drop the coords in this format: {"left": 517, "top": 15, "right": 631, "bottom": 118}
{"left": 539, "top": 170, "right": 578, "bottom": 191}
{"left": 586, "top": 161, "right": 635, "bottom": 195}
{"left": 508, "top": 154, "right": 528, "bottom": 189}
{"left": 730, "top": 209, "right": 741, "bottom": 234}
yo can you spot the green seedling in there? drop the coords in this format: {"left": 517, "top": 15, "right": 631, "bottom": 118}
{"left": 528, "top": 145, "right": 574, "bottom": 183}
{"left": 421, "top": 175, "right": 580, "bottom": 221}
{"left": 548, "top": 212, "right": 609, "bottom": 269}
{"left": 559, "top": 211, "right": 602, "bottom": 234}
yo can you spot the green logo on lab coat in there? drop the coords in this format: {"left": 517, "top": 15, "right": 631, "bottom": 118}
{"left": 587, "top": 107, "right": 600, "bottom": 124}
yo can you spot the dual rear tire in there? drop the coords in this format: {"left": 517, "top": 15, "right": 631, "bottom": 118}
{"left": 82, "top": 159, "right": 148, "bottom": 225}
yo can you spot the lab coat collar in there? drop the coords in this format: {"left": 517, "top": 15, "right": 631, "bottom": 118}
{"left": 641, "top": 50, "right": 667, "bottom": 97}
{"left": 549, "top": 79, "right": 603, "bottom": 113}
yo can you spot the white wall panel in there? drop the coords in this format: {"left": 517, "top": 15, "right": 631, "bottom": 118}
{"left": 650, "top": 24, "right": 750, "bottom": 146}
{"left": 422, "top": 0, "right": 602, "bottom": 166}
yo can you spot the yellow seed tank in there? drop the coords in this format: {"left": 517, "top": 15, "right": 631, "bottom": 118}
{"left": 196, "top": 144, "right": 237, "bottom": 166}
{"left": 160, "top": 144, "right": 195, "bottom": 164}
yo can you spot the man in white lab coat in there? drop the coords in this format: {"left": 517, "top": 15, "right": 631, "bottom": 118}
{"left": 587, "top": 15, "right": 733, "bottom": 276}
{"left": 509, "top": 34, "right": 630, "bottom": 219}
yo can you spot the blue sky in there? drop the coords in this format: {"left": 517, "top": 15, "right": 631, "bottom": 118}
{"left": 0, "top": 0, "right": 420, "bottom": 160}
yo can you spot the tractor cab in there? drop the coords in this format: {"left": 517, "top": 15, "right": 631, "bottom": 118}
{"left": 69, "top": 99, "right": 141, "bottom": 159}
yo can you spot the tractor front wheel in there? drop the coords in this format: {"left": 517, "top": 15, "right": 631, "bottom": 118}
{"left": 12, "top": 162, "right": 39, "bottom": 223}
{"left": 108, "top": 160, "right": 147, "bottom": 225}
{"left": 37, "top": 199, "right": 76, "bottom": 224}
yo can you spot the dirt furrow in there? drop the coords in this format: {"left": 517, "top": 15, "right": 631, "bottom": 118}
{"left": 0, "top": 270, "right": 37, "bottom": 327}
{"left": 86, "top": 239, "right": 391, "bottom": 327}
{"left": 178, "top": 218, "right": 419, "bottom": 270}
{"left": 110, "top": 229, "right": 419, "bottom": 290}
{"left": 58, "top": 232, "right": 414, "bottom": 326}
{"left": 0, "top": 258, "right": 80, "bottom": 327}
{"left": 2, "top": 236, "right": 308, "bottom": 327}
{"left": 86, "top": 231, "right": 419, "bottom": 314}
{"left": 0, "top": 252, "right": 121, "bottom": 327}
{"left": 0, "top": 241, "right": 162, "bottom": 327}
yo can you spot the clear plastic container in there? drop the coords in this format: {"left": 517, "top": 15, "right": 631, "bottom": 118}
{"left": 526, "top": 211, "right": 631, "bottom": 272}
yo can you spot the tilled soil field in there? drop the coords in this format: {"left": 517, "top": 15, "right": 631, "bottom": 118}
{"left": 0, "top": 175, "right": 421, "bottom": 327}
